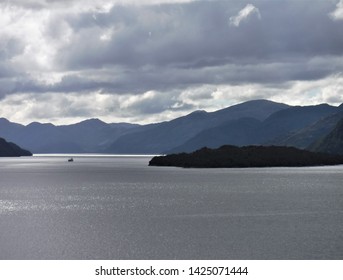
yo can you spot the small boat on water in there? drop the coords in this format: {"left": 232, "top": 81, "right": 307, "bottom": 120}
{"left": 68, "top": 158, "right": 74, "bottom": 162}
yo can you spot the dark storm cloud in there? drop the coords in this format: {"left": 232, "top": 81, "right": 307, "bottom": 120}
{"left": 3, "top": 0, "right": 343, "bottom": 90}
{"left": 64, "top": 1, "right": 343, "bottom": 63}
{"left": 47, "top": 0, "right": 343, "bottom": 93}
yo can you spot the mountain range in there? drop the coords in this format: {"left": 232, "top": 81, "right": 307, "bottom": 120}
{"left": 0, "top": 118, "right": 139, "bottom": 153}
{"left": 1, "top": 99, "right": 343, "bottom": 155}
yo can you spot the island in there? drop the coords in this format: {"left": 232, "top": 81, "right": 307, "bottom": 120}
{"left": 149, "top": 145, "right": 343, "bottom": 168}
{"left": 0, "top": 137, "right": 32, "bottom": 157}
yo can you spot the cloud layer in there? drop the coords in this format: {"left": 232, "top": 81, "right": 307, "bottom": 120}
{"left": 1, "top": 0, "right": 343, "bottom": 124}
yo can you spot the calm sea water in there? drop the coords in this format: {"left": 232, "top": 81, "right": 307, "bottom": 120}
{"left": 0, "top": 155, "right": 342, "bottom": 260}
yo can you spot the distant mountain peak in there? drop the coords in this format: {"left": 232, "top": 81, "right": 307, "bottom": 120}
{"left": 27, "top": 121, "right": 55, "bottom": 128}
{"left": 217, "top": 99, "right": 289, "bottom": 111}
{"left": 189, "top": 110, "right": 207, "bottom": 114}
{"left": 69, "top": 118, "right": 109, "bottom": 129}
{"left": 76, "top": 118, "right": 108, "bottom": 125}
{"left": 212, "top": 99, "right": 290, "bottom": 122}
{"left": 186, "top": 110, "right": 208, "bottom": 119}
{"left": 233, "top": 99, "right": 288, "bottom": 106}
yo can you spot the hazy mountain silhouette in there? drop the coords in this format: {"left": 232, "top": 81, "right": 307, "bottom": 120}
{"left": 167, "top": 104, "right": 339, "bottom": 154}
{"left": 2, "top": 99, "right": 343, "bottom": 155}
{"left": 0, "top": 118, "right": 139, "bottom": 153}
{"left": 106, "top": 100, "right": 289, "bottom": 154}
{"left": 166, "top": 117, "right": 261, "bottom": 153}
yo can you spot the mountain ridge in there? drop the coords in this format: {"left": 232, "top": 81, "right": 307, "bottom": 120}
{"left": 106, "top": 99, "right": 289, "bottom": 154}
{"left": 1, "top": 99, "right": 343, "bottom": 155}
{"left": 0, "top": 117, "right": 140, "bottom": 153}
{"left": 167, "top": 103, "right": 339, "bottom": 154}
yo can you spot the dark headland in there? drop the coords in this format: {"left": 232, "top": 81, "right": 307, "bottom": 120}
{"left": 0, "top": 137, "right": 32, "bottom": 157}
{"left": 149, "top": 145, "right": 343, "bottom": 168}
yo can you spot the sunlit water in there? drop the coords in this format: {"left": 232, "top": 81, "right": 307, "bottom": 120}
{"left": 0, "top": 155, "right": 342, "bottom": 259}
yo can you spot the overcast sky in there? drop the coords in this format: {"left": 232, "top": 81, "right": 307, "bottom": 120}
{"left": 1, "top": 0, "right": 343, "bottom": 125}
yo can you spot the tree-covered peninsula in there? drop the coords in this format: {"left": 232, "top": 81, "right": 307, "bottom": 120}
{"left": 149, "top": 145, "right": 343, "bottom": 168}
